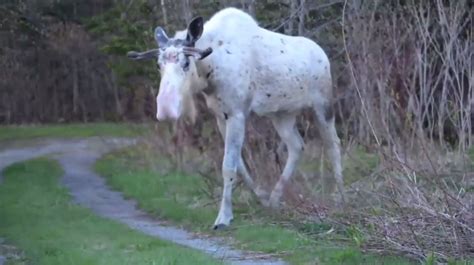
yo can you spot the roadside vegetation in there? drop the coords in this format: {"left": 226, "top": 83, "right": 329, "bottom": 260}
{"left": 0, "top": 158, "right": 222, "bottom": 265}
{"left": 0, "top": 123, "right": 150, "bottom": 142}
{"left": 96, "top": 145, "right": 415, "bottom": 265}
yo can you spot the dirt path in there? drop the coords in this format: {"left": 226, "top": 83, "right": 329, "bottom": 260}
{"left": 0, "top": 138, "right": 286, "bottom": 265}
{"left": 0, "top": 247, "right": 4, "bottom": 265}
{"left": 0, "top": 238, "right": 4, "bottom": 265}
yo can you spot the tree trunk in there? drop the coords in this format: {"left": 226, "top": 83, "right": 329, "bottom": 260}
{"left": 72, "top": 59, "right": 79, "bottom": 116}
{"left": 106, "top": 72, "right": 123, "bottom": 117}
{"left": 181, "top": 0, "right": 192, "bottom": 23}
{"left": 160, "top": 0, "right": 168, "bottom": 26}
{"left": 248, "top": 0, "right": 256, "bottom": 17}
{"left": 298, "top": 0, "right": 306, "bottom": 36}
{"left": 287, "top": 0, "right": 297, "bottom": 35}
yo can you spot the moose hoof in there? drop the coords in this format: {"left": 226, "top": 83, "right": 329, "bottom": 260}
{"left": 213, "top": 214, "right": 233, "bottom": 231}
{"left": 267, "top": 191, "right": 283, "bottom": 209}
{"left": 331, "top": 192, "right": 347, "bottom": 208}
{"left": 268, "top": 199, "right": 281, "bottom": 209}
{"left": 255, "top": 187, "right": 269, "bottom": 199}
{"left": 255, "top": 187, "right": 270, "bottom": 206}
{"left": 213, "top": 223, "right": 229, "bottom": 230}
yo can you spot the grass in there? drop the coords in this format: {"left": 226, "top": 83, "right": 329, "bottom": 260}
{"left": 0, "top": 122, "right": 151, "bottom": 142}
{"left": 95, "top": 147, "right": 414, "bottom": 265}
{"left": 0, "top": 158, "right": 222, "bottom": 265}
{"left": 300, "top": 144, "right": 380, "bottom": 188}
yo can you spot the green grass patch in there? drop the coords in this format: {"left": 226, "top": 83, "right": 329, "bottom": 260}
{"left": 95, "top": 147, "right": 413, "bottom": 265}
{"left": 0, "top": 122, "right": 151, "bottom": 142}
{"left": 469, "top": 147, "right": 474, "bottom": 164}
{"left": 342, "top": 146, "right": 379, "bottom": 185}
{"left": 300, "top": 145, "right": 379, "bottom": 189}
{"left": 0, "top": 158, "right": 221, "bottom": 265}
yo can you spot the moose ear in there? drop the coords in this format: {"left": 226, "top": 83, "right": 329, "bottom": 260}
{"left": 155, "top": 27, "right": 169, "bottom": 47}
{"left": 186, "top": 16, "right": 204, "bottom": 45}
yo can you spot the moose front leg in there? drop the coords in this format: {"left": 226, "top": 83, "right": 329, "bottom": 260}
{"left": 215, "top": 117, "right": 267, "bottom": 203}
{"left": 213, "top": 113, "right": 246, "bottom": 230}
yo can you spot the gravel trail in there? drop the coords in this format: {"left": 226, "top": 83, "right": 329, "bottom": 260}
{"left": 0, "top": 138, "right": 286, "bottom": 265}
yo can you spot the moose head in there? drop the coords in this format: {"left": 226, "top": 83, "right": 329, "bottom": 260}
{"left": 127, "top": 17, "right": 212, "bottom": 122}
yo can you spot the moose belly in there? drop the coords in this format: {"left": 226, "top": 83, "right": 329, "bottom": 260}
{"left": 250, "top": 89, "right": 312, "bottom": 116}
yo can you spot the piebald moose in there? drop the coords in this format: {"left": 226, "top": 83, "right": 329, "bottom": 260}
{"left": 127, "top": 8, "right": 344, "bottom": 229}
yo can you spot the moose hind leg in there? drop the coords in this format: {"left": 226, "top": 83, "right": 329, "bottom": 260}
{"left": 313, "top": 101, "right": 345, "bottom": 202}
{"left": 268, "top": 113, "right": 304, "bottom": 208}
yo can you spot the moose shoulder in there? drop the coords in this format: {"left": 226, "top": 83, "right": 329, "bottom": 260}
{"left": 127, "top": 8, "right": 344, "bottom": 230}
